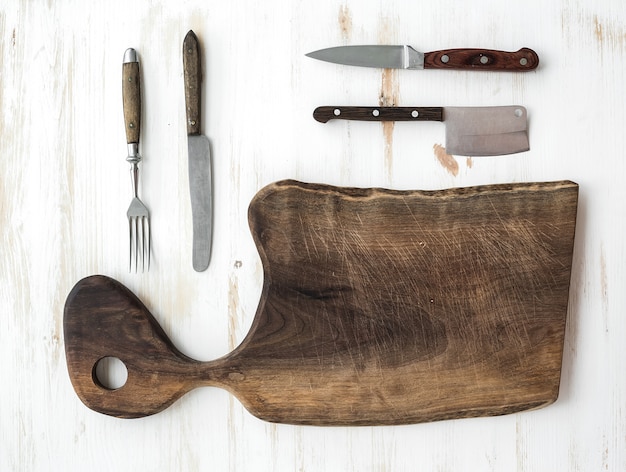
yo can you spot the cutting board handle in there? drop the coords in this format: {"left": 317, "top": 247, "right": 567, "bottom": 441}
{"left": 63, "top": 275, "right": 232, "bottom": 418}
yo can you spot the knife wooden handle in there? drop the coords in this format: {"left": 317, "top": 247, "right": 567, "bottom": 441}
{"left": 122, "top": 49, "right": 141, "bottom": 144}
{"left": 313, "top": 106, "right": 443, "bottom": 123}
{"left": 424, "top": 48, "right": 539, "bottom": 71}
{"left": 183, "top": 30, "right": 202, "bottom": 135}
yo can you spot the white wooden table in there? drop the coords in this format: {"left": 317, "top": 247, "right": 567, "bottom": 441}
{"left": 2, "top": 1, "right": 625, "bottom": 470}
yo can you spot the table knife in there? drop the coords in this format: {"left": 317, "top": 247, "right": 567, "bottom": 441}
{"left": 306, "top": 45, "right": 539, "bottom": 71}
{"left": 183, "top": 30, "right": 212, "bottom": 272}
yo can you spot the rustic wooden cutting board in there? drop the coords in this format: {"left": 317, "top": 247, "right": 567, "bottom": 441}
{"left": 64, "top": 179, "right": 578, "bottom": 425}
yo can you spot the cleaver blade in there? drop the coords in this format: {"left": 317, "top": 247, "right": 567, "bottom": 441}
{"left": 443, "top": 107, "right": 529, "bottom": 156}
{"left": 313, "top": 105, "right": 529, "bottom": 157}
{"left": 183, "top": 30, "right": 212, "bottom": 271}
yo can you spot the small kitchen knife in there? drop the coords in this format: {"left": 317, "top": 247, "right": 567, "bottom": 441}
{"left": 313, "top": 106, "right": 529, "bottom": 156}
{"left": 306, "top": 45, "right": 538, "bottom": 71}
{"left": 183, "top": 30, "right": 212, "bottom": 272}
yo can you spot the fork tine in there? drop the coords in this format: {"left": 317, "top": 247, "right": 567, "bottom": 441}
{"left": 128, "top": 217, "right": 132, "bottom": 272}
{"left": 144, "top": 216, "right": 150, "bottom": 271}
{"left": 140, "top": 216, "right": 146, "bottom": 272}
{"left": 134, "top": 216, "right": 139, "bottom": 273}
{"left": 136, "top": 216, "right": 141, "bottom": 272}
{"left": 139, "top": 217, "right": 143, "bottom": 272}
{"left": 130, "top": 216, "right": 134, "bottom": 273}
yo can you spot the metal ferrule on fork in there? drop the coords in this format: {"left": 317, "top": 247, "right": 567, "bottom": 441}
{"left": 126, "top": 143, "right": 141, "bottom": 164}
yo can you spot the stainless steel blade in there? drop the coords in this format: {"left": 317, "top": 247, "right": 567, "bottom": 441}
{"left": 444, "top": 106, "right": 529, "bottom": 156}
{"left": 306, "top": 45, "right": 424, "bottom": 70}
{"left": 188, "top": 134, "right": 212, "bottom": 271}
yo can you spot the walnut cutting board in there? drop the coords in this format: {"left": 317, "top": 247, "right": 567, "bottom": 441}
{"left": 64, "top": 179, "right": 579, "bottom": 425}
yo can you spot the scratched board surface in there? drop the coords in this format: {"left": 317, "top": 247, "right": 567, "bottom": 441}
{"left": 1, "top": 0, "right": 625, "bottom": 471}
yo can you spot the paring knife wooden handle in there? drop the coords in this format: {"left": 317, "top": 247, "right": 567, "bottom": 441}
{"left": 424, "top": 48, "right": 539, "bottom": 71}
{"left": 122, "top": 49, "right": 141, "bottom": 145}
{"left": 314, "top": 106, "right": 444, "bottom": 123}
{"left": 183, "top": 31, "right": 202, "bottom": 135}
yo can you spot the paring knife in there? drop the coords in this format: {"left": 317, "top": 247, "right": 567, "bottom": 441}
{"left": 183, "top": 30, "right": 212, "bottom": 272}
{"left": 306, "top": 45, "right": 539, "bottom": 71}
{"left": 313, "top": 106, "right": 529, "bottom": 156}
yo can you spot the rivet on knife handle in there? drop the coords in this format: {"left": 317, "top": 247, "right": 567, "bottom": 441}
{"left": 424, "top": 48, "right": 539, "bottom": 71}
{"left": 314, "top": 106, "right": 444, "bottom": 123}
{"left": 183, "top": 30, "right": 202, "bottom": 135}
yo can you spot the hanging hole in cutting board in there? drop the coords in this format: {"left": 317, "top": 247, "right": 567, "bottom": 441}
{"left": 94, "top": 357, "right": 128, "bottom": 390}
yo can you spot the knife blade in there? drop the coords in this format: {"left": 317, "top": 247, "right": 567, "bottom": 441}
{"left": 313, "top": 106, "right": 529, "bottom": 156}
{"left": 306, "top": 45, "right": 539, "bottom": 71}
{"left": 183, "top": 30, "right": 212, "bottom": 272}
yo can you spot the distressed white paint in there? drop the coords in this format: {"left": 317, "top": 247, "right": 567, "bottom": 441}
{"left": 1, "top": 0, "right": 625, "bottom": 470}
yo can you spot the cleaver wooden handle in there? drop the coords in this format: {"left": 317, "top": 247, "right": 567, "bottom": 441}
{"left": 424, "top": 48, "right": 539, "bottom": 71}
{"left": 313, "top": 106, "right": 444, "bottom": 123}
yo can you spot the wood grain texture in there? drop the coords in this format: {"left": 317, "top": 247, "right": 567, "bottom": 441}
{"left": 314, "top": 106, "right": 444, "bottom": 123}
{"left": 183, "top": 30, "right": 202, "bottom": 136}
{"left": 121, "top": 58, "right": 141, "bottom": 144}
{"left": 64, "top": 180, "right": 578, "bottom": 425}
{"left": 423, "top": 48, "right": 539, "bottom": 71}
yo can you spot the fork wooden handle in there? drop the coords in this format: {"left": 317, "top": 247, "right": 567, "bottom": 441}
{"left": 122, "top": 48, "right": 141, "bottom": 145}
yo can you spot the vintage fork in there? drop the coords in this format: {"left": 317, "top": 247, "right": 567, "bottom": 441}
{"left": 122, "top": 48, "right": 150, "bottom": 272}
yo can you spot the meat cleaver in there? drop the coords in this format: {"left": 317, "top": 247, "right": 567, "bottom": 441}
{"left": 183, "top": 30, "right": 212, "bottom": 272}
{"left": 313, "top": 105, "right": 529, "bottom": 156}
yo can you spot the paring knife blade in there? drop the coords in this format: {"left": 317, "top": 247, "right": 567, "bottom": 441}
{"left": 306, "top": 45, "right": 539, "bottom": 71}
{"left": 313, "top": 106, "right": 529, "bottom": 157}
{"left": 183, "top": 30, "right": 212, "bottom": 272}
